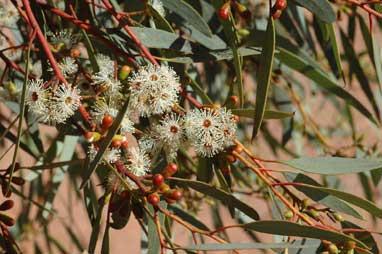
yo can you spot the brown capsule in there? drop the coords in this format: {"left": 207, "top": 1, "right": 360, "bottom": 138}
{"left": 11, "top": 177, "right": 25, "bottom": 186}
{"left": 0, "top": 200, "right": 14, "bottom": 211}
{"left": 0, "top": 213, "right": 15, "bottom": 227}
{"left": 118, "top": 201, "right": 132, "bottom": 218}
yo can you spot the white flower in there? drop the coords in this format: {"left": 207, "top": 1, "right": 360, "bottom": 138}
{"left": 120, "top": 115, "right": 135, "bottom": 134}
{"left": 184, "top": 107, "right": 237, "bottom": 157}
{"left": 138, "top": 113, "right": 183, "bottom": 162}
{"left": 128, "top": 64, "right": 180, "bottom": 117}
{"left": 0, "top": 3, "right": 19, "bottom": 27}
{"left": 155, "top": 113, "right": 183, "bottom": 160}
{"left": 88, "top": 145, "right": 120, "bottom": 164}
{"left": 104, "top": 148, "right": 121, "bottom": 164}
{"left": 57, "top": 57, "right": 78, "bottom": 77}
{"left": 54, "top": 85, "right": 81, "bottom": 119}
{"left": 95, "top": 54, "right": 114, "bottom": 76}
{"left": 26, "top": 79, "right": 48, "bottom": 115}
{"left": 151, "top": 0, "right": 166, "bottom": 16}
{"left": 49, "top": 30, "right": 75, "bottom": 49}
{"left": 217, "top": 107, "right": 237, "bottom": 147}
{"left": 125, "top": 147, "right": 150, "bottom": 176}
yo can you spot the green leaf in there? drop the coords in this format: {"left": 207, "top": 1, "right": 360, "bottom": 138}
{"left": 171, "top": 178, "right": 260, "bottom": 220}
{"left": 341, "top": 221, "right": 380, "bottom": 253}
{"left": 326, "top": 23, "right": 344, "bottom": 79}
{"left": 281, "top": 157, "right": 382, "bottom": 175}
{"left": 183, "top": 241, "right": 318, "bottom": 251}
{"left": 340, "top": 29, "right": 380, "bottom": 120}
{"left": 168, "top": 205, "right": 210, "bottom": 231}
{"left": 6, "top": 45, "right": 31, "bottom": 194}
{"left": 252, "top": 17, "right": 275, "bottom": 139}
{"left": 358, "top": 14, "right": 382, "bottom": 93}
{"left": 293, "top": 0, "right": 336, "bottom": 23}
{"left": 244, "top": 220, "right": 367, "bottom": 248}
{"left": 147, "top": 202, "right": 166, "bottom": 254}
{"left": 113, "top": 27, "right": 192, "bottom": 53}
{"left": 232, "top": 109, "right": 294, "bottom": 120}
{"left": 162, "top": 47, "right": 261, "bottom": 64}
{"left": 161, "top": 0, "right": 212, "bottom": 37}
{"left": 285, "top": 173, "right": 363, "bottom": 219}
{"left": 80, "top": 98, "right": 130, "bottom": 188}
{"left": 293, "top": 184, "right": 382, "bottom": 218}
{"left": 276, "top": 46, "right": 379, "bottom": 126}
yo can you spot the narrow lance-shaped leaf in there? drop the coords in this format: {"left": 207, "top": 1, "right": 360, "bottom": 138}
{"left": 6, "top": 45, "right": 31, "bottom": 194}
{"left": 281, "top": 157, "right": 382, "bottom": 175}
{"left": 293, "top": 0, "right": 336, "bottom": 23}
{"left": 232, "top": 109, "right": 294, "bottom": 120}
{"left": 171, "top": 178, "right": 260, "bottom": 220}
{"left": 183, "top": 242, "right": 319, "bottom": 251}
{"left": 253, "top": 17, "right": 275, "bottom": 139}
{"left": 243, "top": 220, "right": 367, "bottom": 248}
{"left": 161, "top": 0, "right": 212, "bottom": 37}
{"left": 294, "top": 183, "right": 382, "bottom": 218}
{"left": 340, "top": 29, "right": 380, "bottom": 121}
{"left": 285, "top": 173, "right": 363, "bottom": 219}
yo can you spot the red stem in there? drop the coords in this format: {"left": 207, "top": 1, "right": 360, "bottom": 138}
{"left": 101, "top": 0, "right": 159, "bottom": 66}
{"left": 21, "top": 0, "right": 67, "bottom": 85}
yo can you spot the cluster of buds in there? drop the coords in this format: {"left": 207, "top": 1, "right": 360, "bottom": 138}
{"left": 271, "top": 0, "right": 287, "bottom": 20}
{"left": 147, "top": 163, "right": 182, "bottom": 207}
{"left": 217, "top": 0, "right": 251, "bottom": 21}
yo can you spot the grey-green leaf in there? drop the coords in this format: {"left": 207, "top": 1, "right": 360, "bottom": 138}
{"left": 232, "top": 109, "right": 294, "bottom": 120}
{"left": 244, "top": 220, "right": 367, "bottom": 248}
{"left": 161, "top": 0, "right": 212, "bottom": 37}
{"left": 293, "top": 0, "right": 336, "bottom": 23}
{"left": 172, "top": 178, "right": 260, "bottom": 220}
{"left": 281, "top": 157, "right": 382, "bottom": 175}
{"left": 253, "top": 17, "right": 275, "bottom": 139}
{"left": 285, "top": 173, "right": 363, "bottom": 219}
{"left": 183, "top": 241, "right": 318, "bottom": 251}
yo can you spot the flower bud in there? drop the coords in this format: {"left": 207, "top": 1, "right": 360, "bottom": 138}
{"left": 85, "top": 132, "right": 101, "bottom": 142}
{"left": 119, "top": 65, "right": 132, "bottom": 80}
{"left": 218, "top": 2, "right": 231, "bottom": 20}
{"left": 148, "top": 193, "right": 160, "bottom": 206}
{"left": 163, "top": 163, "right": 178, "bottom": 178}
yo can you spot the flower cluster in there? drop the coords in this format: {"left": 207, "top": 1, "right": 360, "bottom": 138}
{"left": 128, "top": 64, "right": 180, "bottom": 117}
{"left": 184, "top": 107, "right": 237, "bottom": 157}
{"left": 25, "top": 79, "right": 80, "bottom": 124}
